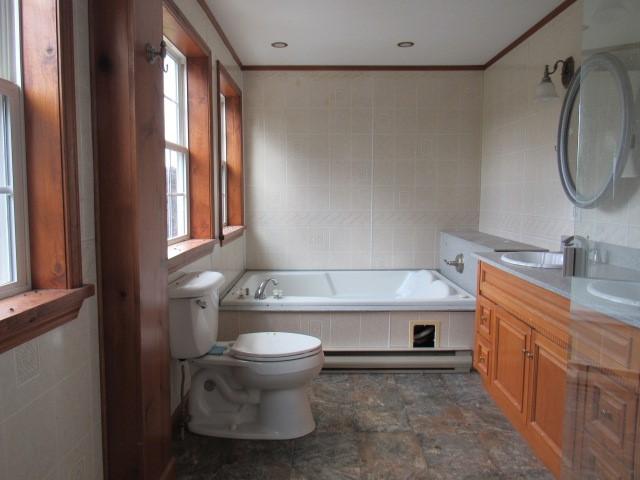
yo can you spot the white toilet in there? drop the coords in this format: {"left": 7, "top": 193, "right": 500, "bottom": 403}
{"left": 168, "top": 271, "right": 324, "bottom": 440}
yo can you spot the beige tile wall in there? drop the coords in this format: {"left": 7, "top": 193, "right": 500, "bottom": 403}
{"left": 243, "top": 70, "right": 483, "bottom": 269}
{"left": 479, "top": 2, "right": 583, "bottom": 250}
{"left": 219, "top": 310, "right": 475, "bottom": 350}
{"left": 0, "top": 0, "right": 103, "bottom": 478}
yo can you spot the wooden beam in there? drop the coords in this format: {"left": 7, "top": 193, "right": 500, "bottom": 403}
{"left": 90, "top": 0, "right": 173, "bottom": 476}
{"left": 241, "top": 64, "right": 486, "bottom": 71}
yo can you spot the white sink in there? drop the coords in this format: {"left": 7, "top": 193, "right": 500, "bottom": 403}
{"left": 500, "top": 251, "right": 564, "bottom": 269}
{"left": 587, "top": 280, "right": 640, "bottom": 308}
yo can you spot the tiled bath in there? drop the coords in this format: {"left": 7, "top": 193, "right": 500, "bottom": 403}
{"left": 219, "top": 311, "right": 475, "bottom": 350}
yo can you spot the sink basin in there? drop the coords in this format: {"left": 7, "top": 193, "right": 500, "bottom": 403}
{"left": 587, "top": 280, "right": 640, "bottom": 308}
{"left": 501, "top": 251, "right": 564, "bottom": 269}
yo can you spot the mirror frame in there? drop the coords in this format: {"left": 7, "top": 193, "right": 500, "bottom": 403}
{"left": 557, "top": 52, "right": 634, "bottom": 209}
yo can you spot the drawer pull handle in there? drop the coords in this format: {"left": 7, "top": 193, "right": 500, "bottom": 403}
{"left": 478, "top": 354, "right": 486, "bottom": 364}
{"left": 600, "top": 409, "right": 613, "bottom": 420}
{"left": 522, "top": 349, "right": 534, "bottom": 359}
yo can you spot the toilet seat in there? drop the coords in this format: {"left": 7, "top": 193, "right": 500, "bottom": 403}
{"left": 229, "top": 332, "right": 322, "bottom": 362}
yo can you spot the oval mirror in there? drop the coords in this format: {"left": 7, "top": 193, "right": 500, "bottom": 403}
{"left": 557, "top": 52, "right": 634, "bottom": 209}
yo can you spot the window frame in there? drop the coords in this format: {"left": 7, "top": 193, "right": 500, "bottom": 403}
{"left": 0, "top": 0, "right": 94, "bottom": 355}
{"left": 216, "top": 61, "right": 244, "bottom": 243}
{"left": 162, "top": 0, "right": 217, "bottom": 271}
{"left": 0, "top": 77, "right": 30, "bottom": 299}
{"left": 163, "top": 40, "right": 191, "bottom": 245}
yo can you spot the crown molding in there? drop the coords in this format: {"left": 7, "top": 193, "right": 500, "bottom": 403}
{"left": 200, "top": 0, "right": 578, "bottom": 72}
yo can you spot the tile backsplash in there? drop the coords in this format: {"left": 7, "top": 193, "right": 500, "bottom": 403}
{"left": 244, "top": 70, "right": 484, "bottom": 269}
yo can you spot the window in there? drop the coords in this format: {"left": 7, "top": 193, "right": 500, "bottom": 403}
{"left": 163, "top": 41, "right": 190, "bottom": 244}
{"left": 219, "top": 93, "right": 228, "bottom": 226}
{"left": 0, "top": 0, "right": 28, "bottom": 299}
{"left": 217, "top": 61, "right": 244, "bottom": 241}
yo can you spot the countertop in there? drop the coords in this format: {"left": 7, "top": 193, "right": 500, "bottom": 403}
{"left": 440, "top": 230, "right": 547, "bottom": 252}
{"left": 474, "top": 251, "right": 640, "bottom": 328}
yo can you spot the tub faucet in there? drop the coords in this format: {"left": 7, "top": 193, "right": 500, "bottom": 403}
{"left": 255, "top": 278, "right": 279, "bottom": 299}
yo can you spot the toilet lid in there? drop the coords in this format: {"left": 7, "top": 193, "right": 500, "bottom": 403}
{"left": 230, "top": 332, "right": 322, "bottom": 359}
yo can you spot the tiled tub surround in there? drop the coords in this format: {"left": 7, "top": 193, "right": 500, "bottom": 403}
{"left": 218, "top": 310, "right": 475, "bottom": 351}
{"left": 479, "top": 1, "right": 582, "bottom": 250}
{"left": 222, "top": 269, "right": 474, "bottom": 310}
{"left": 243, "top": 70, "right": 483, "bottom": 270}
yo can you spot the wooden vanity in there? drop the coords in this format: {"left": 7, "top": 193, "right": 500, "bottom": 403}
{"left": 474, "top": 261, "right": 640, "bottom": 479}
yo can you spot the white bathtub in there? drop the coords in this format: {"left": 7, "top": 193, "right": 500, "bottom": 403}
{"left": 221, "top": 269, "right": 475, "bottom": 311}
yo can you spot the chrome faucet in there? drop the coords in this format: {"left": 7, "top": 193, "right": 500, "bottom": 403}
{"left": 254, "top": 278, "right": 279, "bottom": 299}
{"left": 562, "top": 235, "right": 588, "bottom": 277}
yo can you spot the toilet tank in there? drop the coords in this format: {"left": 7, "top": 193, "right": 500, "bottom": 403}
{"left": 168, "top": 271, "right": 226, "bottom": 359}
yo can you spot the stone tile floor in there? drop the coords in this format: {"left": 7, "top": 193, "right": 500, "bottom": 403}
{"left": 174, "top": 372, "right": 553, "bottom": 479}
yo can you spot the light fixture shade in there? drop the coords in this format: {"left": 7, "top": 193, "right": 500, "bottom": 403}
{"left": 535, "top": 78, "right": 559, "bottom": 100}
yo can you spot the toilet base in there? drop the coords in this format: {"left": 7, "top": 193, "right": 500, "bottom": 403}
{"left": 189, "top": 387, "right": 316, "bottom": 440}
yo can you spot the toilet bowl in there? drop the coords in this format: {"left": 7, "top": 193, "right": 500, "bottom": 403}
{"left": 168, "top": 272, "right": 324, "bottom": 440}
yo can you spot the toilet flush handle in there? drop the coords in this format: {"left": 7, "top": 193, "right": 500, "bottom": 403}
{"left": 195, "top": 299, "right": 208, "bottom": 309}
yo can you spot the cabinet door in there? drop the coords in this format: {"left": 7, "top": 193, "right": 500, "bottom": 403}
{"left": 528, "top": 331, "right": 568, "bottom": 476}
{"left": 492, "top": 307, "right": 531, "bottom": 421}
{"left": 475, "top": 295, "right": 495, "bottom": 342}
{"left": 474, "top": 335, "right": 492, "bottom": 381}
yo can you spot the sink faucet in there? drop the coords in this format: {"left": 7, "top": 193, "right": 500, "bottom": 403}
{"left": 254, "top": 278, "right": 279, "bottom": 299}
{"left": 562, "top": 235, "right": 588, "bottom": 277}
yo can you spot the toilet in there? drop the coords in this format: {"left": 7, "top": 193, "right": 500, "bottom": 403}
{"left": 168, "top": 271, "right": 324, "bottom": 440}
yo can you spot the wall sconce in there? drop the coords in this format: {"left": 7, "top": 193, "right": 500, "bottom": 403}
{"left": 535, "top": 56, "right": 575, "bottom": 101}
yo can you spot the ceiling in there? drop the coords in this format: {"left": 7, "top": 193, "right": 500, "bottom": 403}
{"left": 205, "top": 0, "right": 564, "bottom": 66}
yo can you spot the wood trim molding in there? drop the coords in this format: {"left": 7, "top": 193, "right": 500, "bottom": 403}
{"left": 217, "top": 61, "right": 244, "bottom": 239}
{"left": 221, "top": 225, "right": 245, "bottom": 245}
{"left": 196, "top": 0, "right": 243, "bottom": 67}
{"left": 212, "top": 1, "right": 578, "bottom": 73}
{"left": 242, "top": 65, "right": 486, "bottom": 71}
{"left": 21, "top": 0, "right": 83, "bottom": 289}
{"left": 163, "top": 1, "right": 216, "bottom": 240}
{"left": 90, "top": 0, "right": 173, "bottom": 476}
{"left": 0, "top": 285, "right": 94, "bottom": 354}
{"left": 168, "top": 239, "right": 217, "bottom": 274}
{"left": 484, "top": 0, "right": 578, "bottom": 69}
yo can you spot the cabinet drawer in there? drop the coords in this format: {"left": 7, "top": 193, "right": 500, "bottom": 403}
{"left": 584, "top": 369, "right": 638, "bottom": 465}
{"left": 474, "top": 336, "right": 492, "bottom": 380}
{"left": 475, "top": 296, "right": 494, "bottom": 342}
{"left": 580, "top": 432, "right": 634, "bottom": 480}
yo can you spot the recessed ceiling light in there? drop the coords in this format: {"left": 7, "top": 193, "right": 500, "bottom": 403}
{"left": 397, "top": 41, "right": 415, "bottom": 48}
{"left": 271, "top": 42, "right": 288, "bottom": 48}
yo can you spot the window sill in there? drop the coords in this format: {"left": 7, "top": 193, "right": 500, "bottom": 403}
{"left": 221, "top": 225, "right": 245, "bottom": 245}
{"left": 168, "top": 238, "right": 217, "bottom": 273}
{"left": 0, "top": 285, "right": 95, "bottom": 354}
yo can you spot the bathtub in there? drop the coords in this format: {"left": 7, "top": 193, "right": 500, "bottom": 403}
{"left": 221, "top": 269, "right": 474, "bottom": 311}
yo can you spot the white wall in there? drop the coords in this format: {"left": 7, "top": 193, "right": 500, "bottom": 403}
{"left": 479, "top": 2, "right": 583, "bottom": 250}
{"left": 0, "top": 0, "right": 103, "bottom": 478}
{"left": 243, "top": 70, "right": 484, "bottom": 270}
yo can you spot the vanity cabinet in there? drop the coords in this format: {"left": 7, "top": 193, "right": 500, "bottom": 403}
{"left": 475, "top": 261, "right": 640, "bottom": 479}
{"left": 564, "top": 307, "right": 640, "bottom": 480}
{"left": 474, "top": 262, "right": 571, "bottom": 478}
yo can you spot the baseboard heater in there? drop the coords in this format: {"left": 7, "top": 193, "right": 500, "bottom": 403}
{"left": 322, "top": 350, "right": 472, "bottom": 372}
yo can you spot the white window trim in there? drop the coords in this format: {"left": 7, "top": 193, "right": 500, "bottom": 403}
{"left": 164, "top": 40, "right": 190, "bottom": 245}
{"left": 0, "top": 78, "right": 30, "bottom": 299}
{"left": 219, "top": 93, "right": 228, "bottom": 228}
